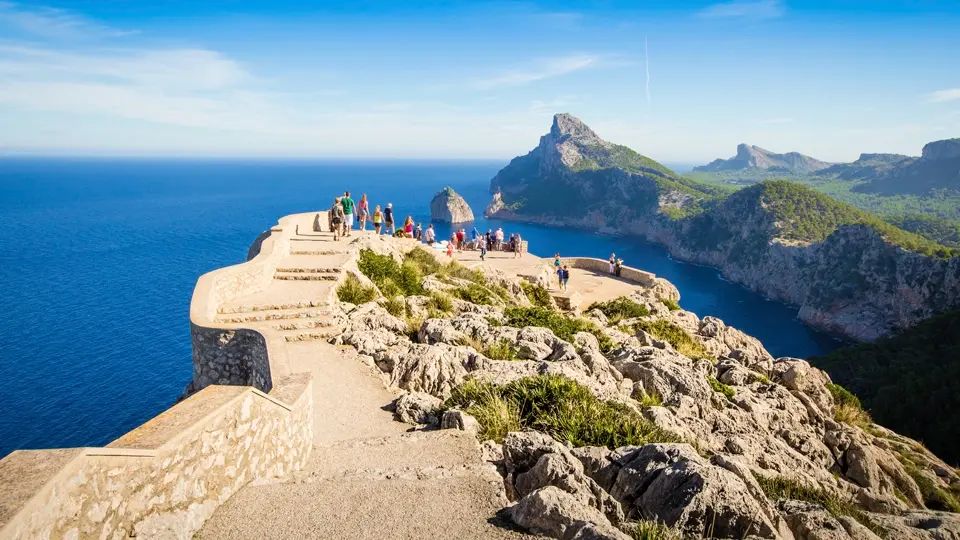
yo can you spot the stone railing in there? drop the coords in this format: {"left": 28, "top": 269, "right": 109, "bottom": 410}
{"left": 0, "top": 373, "right": 313, "bottom": 540}
{"left": 186, "top": 213, "right": 311, "bottom": 395}
{"left": 563, "top": 257, "right": 657, "bottom": 287}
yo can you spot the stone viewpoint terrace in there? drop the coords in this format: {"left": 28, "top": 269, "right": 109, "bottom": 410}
{"left": 0, "top": 211, "right": 666, "bottom": 540}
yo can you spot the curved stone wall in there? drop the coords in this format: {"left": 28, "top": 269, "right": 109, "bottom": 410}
{"left": 563, "top": 257, "right": 657, "bottom": 286}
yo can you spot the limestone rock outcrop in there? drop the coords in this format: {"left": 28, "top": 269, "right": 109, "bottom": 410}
{"left": 430, "top": 186, "right": 474, "bottom": 224}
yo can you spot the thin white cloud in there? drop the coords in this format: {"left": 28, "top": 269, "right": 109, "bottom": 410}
{"left": 0, "top": 1, "right": 134, "bottom": 39}
{"left": 475, "top": 54, "right": 599, "bottom": 89}
{"left": 927, "top": 89, "right": 960, "bottom": 103}
{"left": 698, "top": 0, "right": 785, "bottom": 20}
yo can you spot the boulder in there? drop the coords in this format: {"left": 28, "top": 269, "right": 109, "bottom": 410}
{"left": 395, "top": 391, "right": 442, "bottom": 425}
{"left": 440, "top": 409, "right": 480, "bottom": 434}
{"left": 510, "top": 487, "right": 629, "bottom": 540}
{"left": 375, "top": 342, "right": 475, "bottom": 398}
{"left": 430, "top": 186, "right": 474, "bottom": 223}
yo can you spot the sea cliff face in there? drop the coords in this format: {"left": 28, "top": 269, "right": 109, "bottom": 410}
{"left": 485, "top": 114, "right": 960, "bottom": 341}
{"left": 430, "top": 186, "right": 475, "bottom": 223}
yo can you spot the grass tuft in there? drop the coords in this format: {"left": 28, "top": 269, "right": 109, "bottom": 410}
{"left": 898, "top": 455, "right": 960, "bottom": 512}
{"left": 707, "top": 376, "right": 735, "bottom": 400}
{"left": 632, "top": 319, "right": 712, "bottom": 360}
{"left": 444, "top": 375, "right": 679, "bottom": 448}
{"left": 632, "top": 521, "right": 681, "bottom": 540}
{"left": 336, "top": 273, "right": 377, "bottom": 304}
{"left": 384, "top": 296, "right": 406, "bottom": 317}
{"left": 520, "top": 281, "right": 554, "bottom": 309}
{"left": 404, "top": 315, "right": 424, "bottom": 342}
{"left": 483, "top": 338, "right": 519, "bottom": 361}
{"left": 635, "top": 389, "right": 663, "bottom": 409}
{"left": 587, "top": 296, "right": 651, "bottom": 325}
{"left": 826, "top": 383, "right": 873, "bottom": 429}
{"left": 659, "top": 297, "right": 681, "bottom": 311}
{"left": 753, "top": 473, "right": 886, "bottom": 537}
{"left": 427, "top": 291, "right": 454, "bottom": 314}
{"left": 504, "top": 306, "right": 614, "bottom": 352}
{"left": 450, "top": 282, "right": 498, "bottom": 305}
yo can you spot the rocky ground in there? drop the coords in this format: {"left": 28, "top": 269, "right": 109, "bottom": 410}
{"left": 328, "top": 235, "right": 960, "bottom": 540}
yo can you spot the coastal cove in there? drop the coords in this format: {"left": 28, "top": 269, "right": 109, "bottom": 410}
{"left": 0, "top": 158, "right": 840, "bottom": 459}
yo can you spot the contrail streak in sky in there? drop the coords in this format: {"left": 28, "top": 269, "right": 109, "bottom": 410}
{"left": 645, "top": 36, "right": 651, "bottom": 107}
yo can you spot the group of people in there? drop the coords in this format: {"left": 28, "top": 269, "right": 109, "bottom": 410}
{"left": 329, "top": 192, "right": 425, "bottom": 241}
{"left": 608, "top": 253, "right": 624, "bottom": 277}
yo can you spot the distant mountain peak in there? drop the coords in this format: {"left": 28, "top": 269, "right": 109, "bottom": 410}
{"left": 695, "top": 144, "right": 831, "bottom": 173}
{"left": 550, "top": 113, "right": 602, "bottom": 143}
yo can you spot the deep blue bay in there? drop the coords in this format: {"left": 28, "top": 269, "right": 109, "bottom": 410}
{"left": 0, "top": 158, "right": 842, "bottom": 458}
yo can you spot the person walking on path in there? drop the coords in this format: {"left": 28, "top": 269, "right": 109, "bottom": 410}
{"left": 357, "top": 194, "right": 369, "bottom": 230}
{"left": 384, "top": 203, "right": 395, "bottom": 234}
{"left": 480, "top": 238, "right": 487, "bottom": 261}
{"left": 425, "top": 223, "right": 436, "bottom": 245}
{"left": 330, "top": 197, "right": 345, "bottom": 241}
{"left": 514, "top": 233, "right": 522, "bottom": 258}
{"left": 446, "top": 239, "right": 454, "bottom": 258}
{"left": 608, "top": 254, "right": 616, "bottom": 274}
{"left": 372, "top": 205, "right": 383, "bottom": 234}
{"left": 557, "top": 264, "right": 570, "bottom": 291}
{"left": 341, "top": 191, "right": 355, "bottom": 236}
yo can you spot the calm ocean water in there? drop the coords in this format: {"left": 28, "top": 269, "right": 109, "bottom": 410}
{"left": 0, "top": 158, "right": 841, "bottom": 458}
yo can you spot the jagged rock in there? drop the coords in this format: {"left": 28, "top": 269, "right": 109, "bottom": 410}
{"left": 514, "top": 450, "right": 624, "bottom": 526}
{"left": 510, "top": 486, "right": 629, "bottom": 540}
{"left": 503, "top": 432, "right": 568, "bottom": 475}
{"left": 344, "top": 302, "right": 408, "bottom": 335}
{"left": 418, "top": 318, "right": 468, "bottom": 345}
{"left": 375, "top": 342, "right": 475, "bottom": 398}
{"left": 778, "top": 499, "right": 851, "bottom": 540}
{"left": 336, "top": 328, "right": 402, "bottom": 356}
{"left": 430, "top": 186, "right": 475, "bottom": 223}
{"left": 610, "top": 444, "right": 780, "bottom": 538}
{"left": 440, "top": 409, "right": 480, "bottom": 434}
{"left": 395, "top": 392, "right": 442, "bottom": 425}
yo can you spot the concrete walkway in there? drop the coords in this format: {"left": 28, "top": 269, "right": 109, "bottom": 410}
{"left": 198, "top": 219, "right": 531, "bottom": 540}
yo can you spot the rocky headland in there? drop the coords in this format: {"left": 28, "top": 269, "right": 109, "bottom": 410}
{"left": 329, "top": 233, "right": 960, "bottom": 539}
{"left": 694, "top": 144, "right": 832, "bottom": 174}
{"left": 431, "top": 186, "right": 475, "bottom": 223}
{"left": 484, "top": 113, "right": 960, "bottom": 341}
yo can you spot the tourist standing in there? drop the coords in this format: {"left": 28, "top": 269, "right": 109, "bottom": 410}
{"left": 384, "top": 203, "right": 395, "bottom": 234}
{"left": 341, "top": 191, "right": 355, "bottom": 236}
{"left": 456, "top": 229, "right": 465, "bottom": 252}
{"left": 608, "top": 254, "right": 616, "bottom": 274}
{"left": 404, "top": 216, "right": 414, "bottom": 237}
{"left": 495, "top": 228, "right": 504, "bottom": 250}
{"left": 615, "top": 258, "right": 623, "bottom": 277}
{"left": 357, "top": 194, "right": 369, "bottom": 230}
{"left": 414, "top": 222, "right": 423, "bottom": 241}
{"left": 446, "top": 239, "right": 454, "bottom": 258}
{"left": 472, "top": 227, "right": 481, "bottom": 249}
{"left": 561, "top": 265, "right": 570, "bottom": 291}
{"left": 425, "top": 223, "right": 436, "bottom": 245}
{"left": 373, "top": 205, "right": 383, "bottom": 234}
{"left": 514, "top": 233, "right": 522, "bottom": 258}
{"left": 486, "top": 230, "right": 493, "bottom": 251}
{"left": 330, "top": 197, "right": 344, "bottom": 241}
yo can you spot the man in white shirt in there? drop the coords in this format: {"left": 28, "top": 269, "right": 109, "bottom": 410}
{"left": 425, "top": 224, "right": 436, "bottom": 245}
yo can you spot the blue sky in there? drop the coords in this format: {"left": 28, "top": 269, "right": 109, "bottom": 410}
{"left": 0, "top": 0, "right": 958, "bottom": 162}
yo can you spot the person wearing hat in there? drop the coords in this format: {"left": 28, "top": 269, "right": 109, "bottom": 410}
{"left": 330, "top": 197, "right": 344, "bottom": 241}
{"left": 384, "top": 203, "right": 395, "bottom": 234}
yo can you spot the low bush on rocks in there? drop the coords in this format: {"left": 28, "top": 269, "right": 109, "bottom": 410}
{"left": 707, "top": 376, "right": 735, "bottom": 400}
{"left": 752, "top": 473, "right": 885, "bottom": 536}
{"left": 404, "top": 315, "right": 424, "bottom": 342}
{"left": 897, "top": 454, "right": 960, "bottom": 512}
{"left": 445, "top": 375, "right": 678, "bottom": 448}
{"left": 451, "top": 282, "right": 497, "bottom": 305}
{"left": 631, "top": 319, "right": 711, "bottom": 359}
{"left": 826, "top": 383, "right": 872, "bottom": 429}
{"left": 520, "top": 281, "right": 553, "bottom": 309}
{"left": 659, "top": 297, "right": 681, "bottom": 311}
{"left": 404, "top": 246, "right": 443, "bottom": 275}
{"left": 483, "top": 338, "right": 518, "bottom": 361}
{"left": 337, "top": 274, "right": 377, "bottom": 304}
{"left": 384, "top": 296, "right": 406, "bottom": 317}
{"left": 357, "top": 248, "right": 425, "bottom": 297}
{"left": 634, "top": 389, "right": 663, "bottom": 409}
{"left": 427, "top": 291, "right": 454, "bottom": 314}
{"left": 504, "top": 306, "right": 614, "bottom": 352}
{"left": 631, "top": 521, "right": 681, "bottom": 540}
{"left": 587, "top": 296, "right": 650, "bottom": 324}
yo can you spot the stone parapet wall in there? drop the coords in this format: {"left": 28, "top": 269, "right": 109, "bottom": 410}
{"left": 0, "top": 374, "right": 313, "bottom": 540}
{"left": 186, "top": 324, "right": 272, "bottom": 395}
{"left": 563, "top": 257, "right": 657, "bottom": 286}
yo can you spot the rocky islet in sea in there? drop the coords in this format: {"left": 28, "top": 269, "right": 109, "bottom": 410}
{"left": 430, "top": 186, "right": 475, "bottom": 224}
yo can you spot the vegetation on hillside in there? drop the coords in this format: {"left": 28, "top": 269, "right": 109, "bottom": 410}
{"left": 503, "top": 306, "right": 614, "bottom": 352}
{"left": 631, "top": 319, "right": 711, "bottom": 360}
{"left": 587, "top": 296, "right": 651, "bottom": 324}
{"left": 753, "top": 473, "right": 885, "bottom": 536}
{"left": 443, "top": 375, "right": 678, "bottom": 448}
{"left": 811, "top": 309, "right": 960, "bottom": 465}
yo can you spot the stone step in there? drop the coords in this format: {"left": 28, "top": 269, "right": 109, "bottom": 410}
{"left": 214, "top": 308, "right": 333, "bottom": 324}
{"left": 217, "top": 301, "right": 324, "bottom": 315}
{"left": 275, "top": 267, "right": 343, "bottom": 274}
{"left": 282, "top": 328, "right": 342, "bottom": 342}
{"left": 273, "top": 272, "right": 339, "bottom": 281}
{"left": 270, "top": 319, "right": 337, "bottom": 331}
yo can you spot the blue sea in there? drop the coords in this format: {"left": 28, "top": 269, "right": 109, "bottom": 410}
{"left": 0, "top": 158, "right": 841, "bottom": 458}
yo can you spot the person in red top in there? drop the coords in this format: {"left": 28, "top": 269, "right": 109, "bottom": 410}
{"left": 456, "top": 229, "right": 465, "bottom": 252}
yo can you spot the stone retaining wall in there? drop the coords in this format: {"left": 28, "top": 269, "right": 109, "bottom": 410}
{"left": 186, "top": 324, "right": 272, "bottom": 395}
{"left": 0, "top": 374, "right": 313, "bottom": 540}
{"left": 564, "top": 257, "right": 657, "bottom": 286}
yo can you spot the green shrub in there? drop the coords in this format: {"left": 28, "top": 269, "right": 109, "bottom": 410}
{"left": 451, "top": 282, "right": 497, "bottom": 305}
{"left": 521, "top": 281, "right": 554, "bottom": 309}
{"left": 404, "top": 246, "right": 443, "bottom": 275}
{"left": 826, "top": 383, "right": 872, "bottom": 428}
{"left": 707, "top": 376, "right": 735, "bottom": 400}
{"left": 405, "top": 315, "right": 423, "bottom": 342}
{"left": 659, "top": 298, "right": 681, "bottom": 311}
{"left": 357, "top": 248, "right": 424, "bottom": 297}
{"left": 427, "top": 291, "right": 454, "bottom": 314}
{"left": 445, "top": 375, "right": 679, "bottom": 448}
{"left": 504, "top": 306, "right": 614, "bottom": 352}
{"left": 587, "top": 296, "right": 651, "bottom": 324}
{"left": 753, "top": 473, "right": 885, "bottom": 537}
{"left": 632, "top": 319, "right": 711, "bottom": 359}
{"left": 632, "top": 521, "right": 681, "bottom": 540}
{"left": 898, "top": 456, "right": 960, "bottom": 512}
{"left": 438, "top": 260, "right": 485, "bottom": 285}
{"left": 826, "top": 383, "right": 861, "bottom": 409}
{"left": 635, "top": 389, "right": 663, "bottom": 409}
{"left": 384, "top": 296, "right": 406, "bottom": 317}
{"left": 483, "top": 339, "right": 518, "bottom": 361}
{"left": 336, "top": 274, "right": 377, "bottom": 304}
